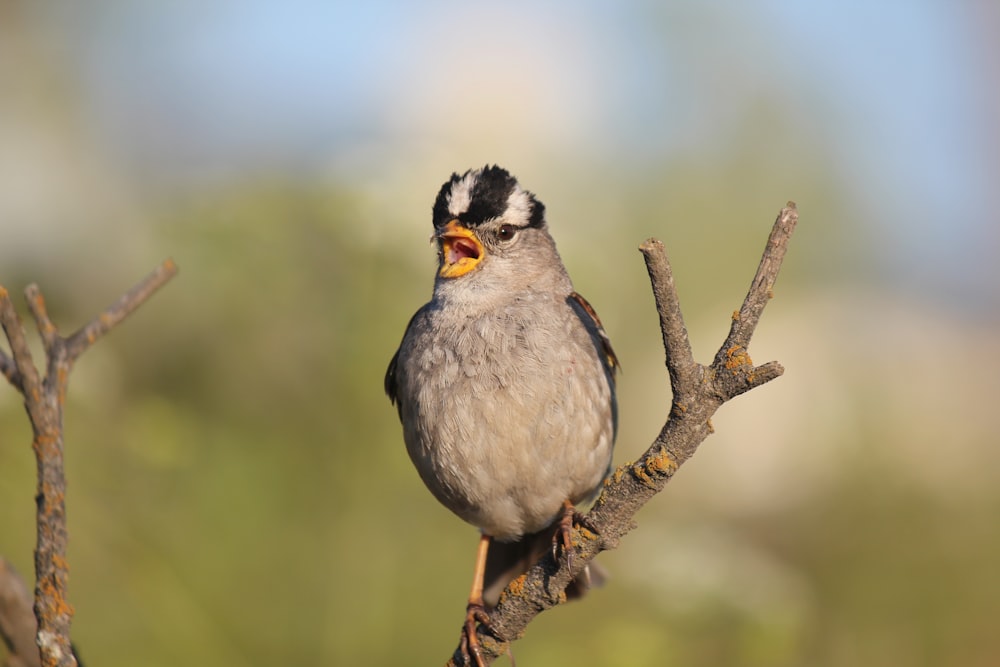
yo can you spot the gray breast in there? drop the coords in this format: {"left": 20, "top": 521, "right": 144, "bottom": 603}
{"left": 395, "top": 295, "right": 615, "bottom": 541}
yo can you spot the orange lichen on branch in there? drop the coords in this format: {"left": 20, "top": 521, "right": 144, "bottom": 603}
{"left": 645, "top": 447, "right": 678, "bottom": 477}
{"left": 33, "top": 432, "right": 60, "bottom": 456}
{"left": 630, "top": 447, "right": 676, "bottom": 490}
{"left": 575, "top": 524, "right": 598, "bottom": 542}
{"left": 38, "top": 576, "right": 74, "bottom": 618}
{"left": 724, "top": 344, "right": 756, "bottom": 383}
{"left": 506, "top": 574, "right": 526, "bottom": 598}
{"left": 629, "top": 460, "right": 657, "bottom": 489}
{"left": 724, "top": 344, "right": 752, "bottom": 369}
{"left": 38, "top": 484, "right": 66, "bottom": 511}
{"left": 610, "top": 465, "right": 627, "bottom": 485}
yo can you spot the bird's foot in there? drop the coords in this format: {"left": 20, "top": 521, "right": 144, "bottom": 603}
{"left": 553, "top": 499, "right": 599, "bottom": 571}
{"left": 460, "top": 601, "right": 504, "bottom": 667}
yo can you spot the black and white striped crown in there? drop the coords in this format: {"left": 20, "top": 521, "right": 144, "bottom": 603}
{"left": 432, "top": 165, "right": 546, "bottom": 230}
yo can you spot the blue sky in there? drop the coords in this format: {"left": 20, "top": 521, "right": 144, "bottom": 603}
{"left": 56, "top": 2, "right": 981, "bottom": 175}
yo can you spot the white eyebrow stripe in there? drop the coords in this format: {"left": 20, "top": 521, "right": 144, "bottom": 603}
{"left": 505, "top": 187, "right": 533, "bottom": 223}
{"left": 446, "top": 171, "right": 477, "bottom": 217}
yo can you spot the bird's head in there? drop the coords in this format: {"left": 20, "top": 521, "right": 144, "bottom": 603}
{"left": 430, "top": 166, "right": 552, "bottom": 282}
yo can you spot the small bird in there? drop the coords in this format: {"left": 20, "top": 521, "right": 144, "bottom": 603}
{"left": 385, "top": 166, "right": 619, "bottom": 664}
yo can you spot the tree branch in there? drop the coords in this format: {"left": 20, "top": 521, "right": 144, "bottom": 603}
{"left": 0, "top": 351, "right": 21, "bottom": 391}
{"left": 447, "top": 202, "right": 799, "bottom": 665}
{"left": 0, "top": 291, "right": 43, "bottom": 409}
{"left": 0, "top": 259, "right": 178, "bottom": 667}
{"left": 63, "top": 259, "right": 178, "bottom": 364}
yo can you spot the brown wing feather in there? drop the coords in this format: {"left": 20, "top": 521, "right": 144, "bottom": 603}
{"left": 568, "top": 291, "right": 620, "bottom": 381}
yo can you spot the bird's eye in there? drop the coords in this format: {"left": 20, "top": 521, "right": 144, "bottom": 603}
{"left": 497, "top": 225, "right": 516, "bottom": 241}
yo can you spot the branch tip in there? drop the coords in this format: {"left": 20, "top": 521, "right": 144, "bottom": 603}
{"left": 24, "top": 284, "right": 58, "bottom": 352}
{"left": 638, "top": 237, "right": 664, "bottom": 253}
{"left": 65, "top": 258, "right": 179, "bottom": 362}
{"left": 751, "top": 360, "right": 784, "bottom": 385}
{"left": 721, "top": 202, "right": 799, "bottom": 355}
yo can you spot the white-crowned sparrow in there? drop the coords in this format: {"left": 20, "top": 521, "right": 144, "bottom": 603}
{"left": 385, "top": 165, "right": 619, "bottom": 662}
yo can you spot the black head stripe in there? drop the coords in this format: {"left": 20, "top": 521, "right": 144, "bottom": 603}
{"left": 462, "top": 165, "right": 517, "bottom": 226}
{"left": 431, "top": 165, "right": 546, "bottom": 230}
{"left": 528, "top": 197, "right": 546, "bottom": 228}
{"left": 432, "top": 172, "right": 463, "bottom": 228}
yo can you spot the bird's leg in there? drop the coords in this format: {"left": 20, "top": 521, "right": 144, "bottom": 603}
{"left": 460, "top": 533, "right": 503, "bottom": 667}
{"left": 553, "top": 499, "right": 600, "bottom": 571}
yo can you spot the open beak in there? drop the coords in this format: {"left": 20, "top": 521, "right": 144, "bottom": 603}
{"left": 437, "top": 220, "right": 484, "bottom": 278}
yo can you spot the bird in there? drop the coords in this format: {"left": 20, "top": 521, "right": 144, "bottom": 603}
{"left": 385, "top": 165, "right": 619, "bottom": 665}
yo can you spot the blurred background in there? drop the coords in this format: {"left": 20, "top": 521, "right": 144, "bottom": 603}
{"left": 1, "top": 1, "right": 998, "bottom": 665}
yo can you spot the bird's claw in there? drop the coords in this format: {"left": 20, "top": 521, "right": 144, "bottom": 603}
{"left": 460, "top": 602, "right": 504, "bottom": 667}
{"left": 553, "top": 500, "right": 599, "bottom": 572}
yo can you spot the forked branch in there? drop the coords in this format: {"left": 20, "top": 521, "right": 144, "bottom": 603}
{"left": 447, "top": 203, "right": 799, "bottom": 665}
{"left": 0, "top": 259, "right": 178, "bottom": 667}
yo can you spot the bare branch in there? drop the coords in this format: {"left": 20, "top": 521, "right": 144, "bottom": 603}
{"left": 0, "top": 349, "right": 21, "bottom": 391}
{"left": 716, "top": 202, "right": 798, "bottom": 364}
{"left": 23, "top": 289, "right": 57, "bottom": 356}
{"left": 638, "top": 239, "right": 701, "bottom": 398}
{"left": 1, "top": 260, "right": 179, "bottom": 667}
{"left": 65, "top": 259, "right": 178, "bottom": 364}
{"left": 0, "top": 290, "right": 42, "bottom": 420}
{"left": 447, "top": 203, "right": 799, "bottom": 665}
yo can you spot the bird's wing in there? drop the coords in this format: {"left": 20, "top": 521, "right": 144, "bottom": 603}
{"left": 384, "top": 347, "right": 401, "bottom": 407}
{"left": 567, "top": 291, "right": 620, "bottom": 383}
{"left": 384, "top": 304, "right": 430, "bottom": 408}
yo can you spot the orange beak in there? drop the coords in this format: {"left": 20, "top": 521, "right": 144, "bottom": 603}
{"left": 437, "top": 220, "right": 484, "bottom": 278}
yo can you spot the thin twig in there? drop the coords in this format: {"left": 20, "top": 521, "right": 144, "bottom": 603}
{"left": 638, "top": 239, "right": 701, "bottom": 400}
{"left": 0, "top": 290, "right": 43, "bottom": 421}
{"left": 0, "top": 259, "right": 178, "bottom": 667}
{"left": 24, "top": 290, "right": 58, "bottom": 356}
{"left": 447, "top": 202, "right": 799, "bottom": 665}
{"left": 723, "top": 203, "right": 799, "bottom": 354}
{"left": 65, "top": 259, "right": 178, "bottom": 364}
{"left": 0, "top": 349, "right": 21, "bottom": 391}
